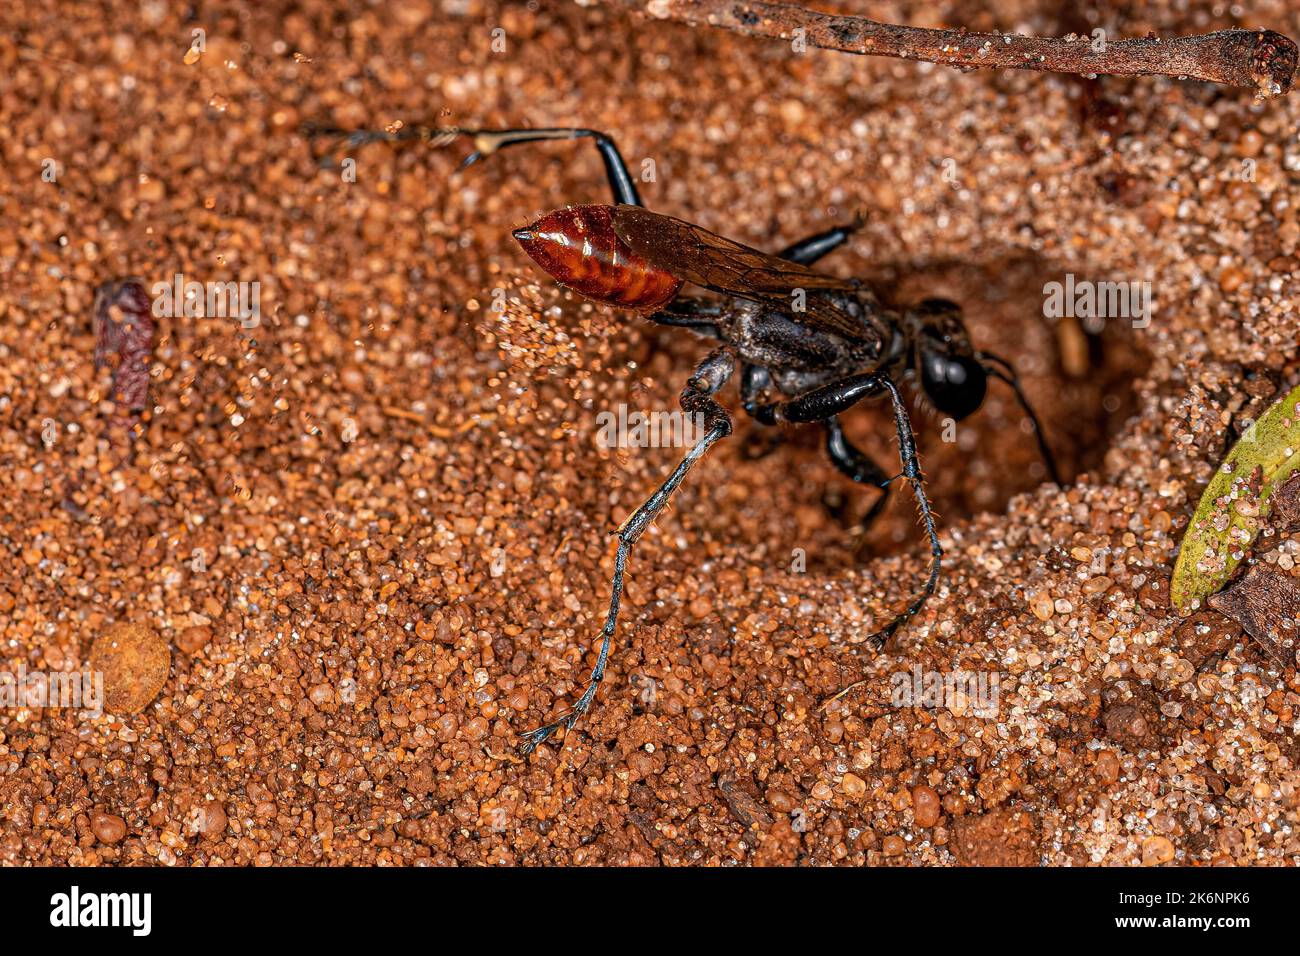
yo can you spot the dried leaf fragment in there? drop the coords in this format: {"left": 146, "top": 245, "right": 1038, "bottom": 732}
{"left": 1207, "top": 564, "right": 1300, "bottom": 665}
{"left": 1269, "top": 473, "right": 1300, "bottom": 531}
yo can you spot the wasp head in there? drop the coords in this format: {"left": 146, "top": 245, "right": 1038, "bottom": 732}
{"left": 909, "top": 298, "right": 987, "bottom": 420}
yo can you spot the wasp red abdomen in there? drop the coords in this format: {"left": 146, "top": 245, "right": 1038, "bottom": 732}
{"left": 513, "top": 204, "right": 682, "bottom": 311}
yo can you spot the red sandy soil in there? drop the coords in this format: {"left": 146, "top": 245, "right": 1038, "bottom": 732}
{"left": 1, "top": 0, "right": 1298, "bottom": 865}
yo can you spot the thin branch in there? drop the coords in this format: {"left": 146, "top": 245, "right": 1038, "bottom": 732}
{"left": 601, "top": 0, "right": 1297, "bottom": 97}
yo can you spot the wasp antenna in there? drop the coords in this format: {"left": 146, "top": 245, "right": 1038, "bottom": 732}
{"left": 980, "top": 352, "right": 1061, "bottom": 486}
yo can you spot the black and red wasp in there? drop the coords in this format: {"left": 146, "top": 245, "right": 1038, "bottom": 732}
{"left": 316, "top": 124, "right": 1059, "bottom": 753}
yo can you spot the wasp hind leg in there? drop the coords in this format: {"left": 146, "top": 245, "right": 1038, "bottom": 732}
{"left": 752, "top": 373, "right": 941, "bottom": 647}
{"left": 308, "top": 124, "right": 643, "bottom": 206}
{"left": 458, "top": 127, "right": 642, "bottom": 205}
{"left": 521, "top": 347, "right": 736, "bottom": 754}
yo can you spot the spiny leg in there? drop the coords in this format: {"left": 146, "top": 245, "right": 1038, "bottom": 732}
{"left": 869, "top": 379, "right": 942, "bottom": 644}
{"left": 308, "top": 124, "right": 643, "bottom": 206}
{"left": 824, "top": 416, "right": 894, "bottom": 533}
{"left": 753, "top": 373, "right": 942, "bottom": 646}
{"left": 520, "top": 348, "right": 736, "bottom": 754}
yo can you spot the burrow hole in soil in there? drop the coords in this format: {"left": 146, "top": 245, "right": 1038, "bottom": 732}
{"left": 743, "top": 252, "right": 1154, "bottom": 562}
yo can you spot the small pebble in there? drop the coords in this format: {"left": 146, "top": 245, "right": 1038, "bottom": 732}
{"left": 912, "top": 785, "right": 941, "bottom": 827}
{"left": 91, "top": 812, "right": 127, "bottom": 844}
{"left": 89, "top": 622, "right": 171, "bottom": 714}
{"left": 1030, "top": 592, "right": 1055, "bottom": 621}
{"left": 198, "top": 802, "right": 228, "bottom": 839}
{"left": 1141, "top": 836, "right": 1175, "bottom": 865}
{"left": 840, "top": 773, "right": 866, "bottom": 798}
{"left": 177, "top": 625, "right": 213, "bottom": 654}
{"left": 1096, "top": 750, "right": 1121, "bottom": 784}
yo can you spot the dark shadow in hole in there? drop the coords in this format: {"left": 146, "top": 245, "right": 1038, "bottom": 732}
{"left": 631, "top": 249, "right": 1152, "bottom": 577}
{"left": 799, "top": 251, "right": 1151, "bottom": 566}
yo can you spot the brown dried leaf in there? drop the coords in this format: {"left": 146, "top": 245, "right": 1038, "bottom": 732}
{"left": 1270, "top": 473, "right": 1300, "bottom": 532}
{"left": 1207, "top": 564, "right": 1300, "bottom": 666}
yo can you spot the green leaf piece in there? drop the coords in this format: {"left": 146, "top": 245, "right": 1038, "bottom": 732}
{"left": 1172, "top": 383, "right": 1300, "bottom": 610}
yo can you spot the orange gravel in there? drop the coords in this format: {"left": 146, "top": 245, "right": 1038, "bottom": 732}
{"left": 1, "top": 0, "right": 1298, "bottom": 866}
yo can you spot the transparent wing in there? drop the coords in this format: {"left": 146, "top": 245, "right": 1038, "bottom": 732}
{"left": 610, "top": 205, "right": 870, "bottom": 341}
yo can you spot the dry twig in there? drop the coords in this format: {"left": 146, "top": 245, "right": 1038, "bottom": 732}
{"left": 600, "top": 0, "right": 1297, "bottom": 96}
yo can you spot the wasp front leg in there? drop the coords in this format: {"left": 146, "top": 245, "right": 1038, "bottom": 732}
{"left": 752, "top": 373, "right": 941, "bottom": 646}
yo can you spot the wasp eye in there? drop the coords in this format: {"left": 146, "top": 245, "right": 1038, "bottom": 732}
{"left": 920, "top": 352, "right": 987, "bottom": 420}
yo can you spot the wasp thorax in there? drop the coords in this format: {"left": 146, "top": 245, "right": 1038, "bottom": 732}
{"left": 513, "top": 204, "right": 682, "bottom": 310}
